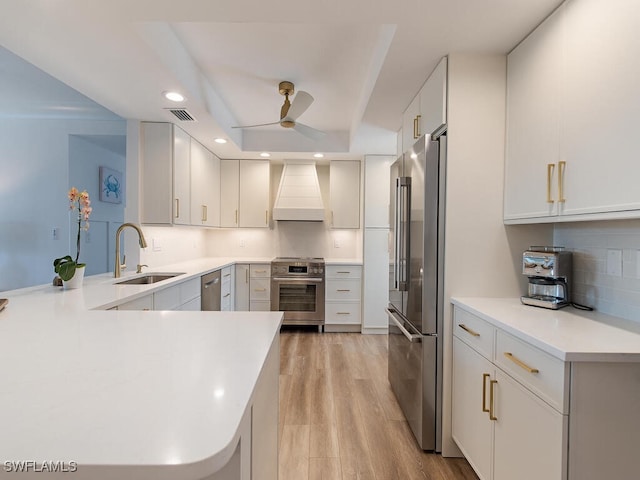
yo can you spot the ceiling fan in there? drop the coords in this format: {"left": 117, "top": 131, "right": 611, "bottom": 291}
{"left": 232, "top": 81, "right": 326, "bottom": 140}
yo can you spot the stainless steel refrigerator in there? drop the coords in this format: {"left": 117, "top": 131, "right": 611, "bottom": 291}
{"left": 387, "top": 133, "right": 446, "bottom": 451}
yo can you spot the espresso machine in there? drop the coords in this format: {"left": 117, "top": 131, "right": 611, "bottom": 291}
{"left": 521, "top": 246, "right": 572, "bottom": 309}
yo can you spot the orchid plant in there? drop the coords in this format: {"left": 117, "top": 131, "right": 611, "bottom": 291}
{"left": 53, "top": 187, "right": 92, "bottom": 281}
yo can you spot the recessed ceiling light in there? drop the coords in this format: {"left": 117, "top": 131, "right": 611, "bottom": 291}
{"left": 313, "top": 153, "right": 324, "bottom": 158}
{"left": 214, "top": 138, "right": 227, "bottom": 144}
{"left": 163, "top": 91, "right": 185, "bottom": 102}
{"left": 260, "top": 152, "right": 271, "bottom": 158}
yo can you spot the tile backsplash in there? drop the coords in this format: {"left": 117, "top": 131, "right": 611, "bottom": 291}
{"left": 554, "top": 219, "right": 640, "bottom": 322}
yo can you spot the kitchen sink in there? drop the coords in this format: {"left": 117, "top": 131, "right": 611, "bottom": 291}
{"left": 115, "top": 273, "right": 185, "bottom": 285}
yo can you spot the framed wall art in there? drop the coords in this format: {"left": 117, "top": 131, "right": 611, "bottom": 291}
{"left": 99, "top": 166, "right": 123, "bottom": 204}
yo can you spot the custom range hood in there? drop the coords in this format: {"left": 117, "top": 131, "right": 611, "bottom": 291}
{"left": 272, "top": 161, "right": 325, "bottom": 221}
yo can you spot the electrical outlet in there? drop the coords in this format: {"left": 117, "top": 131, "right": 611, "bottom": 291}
{"left": 606, "top": 249, "right": 623, "bottom": 277}
{"left": 152, "top": 237, "right": 162, "bottom": 252}
{"left": 239, "top": 238, "right": 245, "bottom": 248}
{"left": 334, "top": 238, "right": 341, "bottom": 248}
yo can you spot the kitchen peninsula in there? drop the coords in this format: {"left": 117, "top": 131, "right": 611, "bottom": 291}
{"left": 0, "top": 258, "right": 282, "bottom": 480}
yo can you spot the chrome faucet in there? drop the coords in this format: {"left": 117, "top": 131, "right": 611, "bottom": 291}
{"left": 114, "top": 223, "right": 148, "bottom": 278}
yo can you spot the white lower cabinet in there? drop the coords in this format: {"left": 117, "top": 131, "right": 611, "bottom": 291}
{"left": 221, "top": 266, "right": 234, "bottom": 311}
{"left": 249, "top": 263, "right": 270, "bottom": 311}
{"left": 452, "top": 306, "right": 568, "bottom": 480}
{"left": 325, "top": 265, "right": 362, "bottom": 331}
{"left": 235, "top": 264, "right": 250, "bottom": 311}
{"left": 116, "top": 294, "right": 153, "bottom": 311}
{"left": 115, "top": 278, "right": 201, "bottom": 311}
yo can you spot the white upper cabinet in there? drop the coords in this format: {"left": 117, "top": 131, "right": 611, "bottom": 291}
{"left": 190, "top": 139, "right": 220, "bottom": 227}
{"left": 239, "top": 160, "right": 270, "bottom": 228}
{"left": 400, "top": 56, "right": 448, "bottom": 153}
{"left": 330, "top": 160, "right": 361, "bottom": 229}
{"left": 505, "top": 0, "right": 640, "bottom": 223}
{"left": 220, "top": 160, "right": 240, "bottom": 227}
{"left": 141, "top": 122, "right": 191, "bottom": 225}
{"left": 504, "top": 6, "right": 563, "bottom": 221}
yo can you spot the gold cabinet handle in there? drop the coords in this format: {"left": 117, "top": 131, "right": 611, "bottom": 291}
{"left": 255, "top": 269, "right": 267, "bottom": 273}
{"left": 175, "top": 198, "right": 180, "bottom": 218}
{"left": 245, "top": 268, "right": 248, "bottom": 283}
{"left": 235, "top": 209, "right": 238, "bottom": 225}
{"left": 557, "top": 160, "right": 566, "bottom": 203}
{"left": 254, "top": 288, "right": 267, "bottom": 292}
{"left": 489, "top": 379, "right": 498, "bottom": 421}
{"left": 413, "top": 115, "right": 421, "bottom": 139}
{"left": 331, "top": 211, "right": 334, "bottom": 226}
{"left": 482, "top": 373, "right": 490, "bottom": 413}
{"left": 265, "top": 210, "right": 268, "bottom": 225}
{"left": 504, "top": 352, "right": 539, "bottom": 374}
{"left": 202, "top": 205, "right": 207, "bottom": 222}
{"left": 458, "top": 323, "right": 480, "bottom": 337}
{"left": 547, "top": 163, "right": 555, "bottom": 204}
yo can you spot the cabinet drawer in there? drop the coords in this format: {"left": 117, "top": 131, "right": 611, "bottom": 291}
{"left": 453, "top": 307, "right": 495, "bottom": 360}
{"left": 250, "top": 278, "right": 270, "bottom": 300}
{"left": 180, "top": 278, "right": 201, "bottom": 303}
{"left": 117, "top": 295, "right": 153, "bottom": 311}
{"left": 325, "top": 302, "right": 361, "bottom": 325}
{"left": 326, "top": 265, "right": 362, "bottom": 279}
{"left": 180, "top": 296, "right": 201, "bottom": 311}
{"left": 495, "top": 330, "right": 568, "bottom": 413}
{"left": 154, "top": 285, "right": 181, "bottom": 310}
{"left": 250, "top": 300, "right": 271, "bottom": 311}
{"left": 221, "top": 294, "right": 232, "bottom": 312}
{"left": 250, "top": 264, "right": 270, "bottom": 278}
{"left": 326, "top": 279, "right": 361, "bottom": 301}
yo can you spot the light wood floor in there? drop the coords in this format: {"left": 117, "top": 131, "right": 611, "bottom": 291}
{"left": 278, "top": 330, "right": 479, "bottom": 480}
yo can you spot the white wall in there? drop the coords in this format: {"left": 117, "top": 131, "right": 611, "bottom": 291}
{"left": 554, "top": 219, "right": 640, "bottom": 322}
{"left": 441, "top": 53, "right": 553, "bottom": 456}
{"left": 0, "top": 118, "right": 126, "bottom": 292}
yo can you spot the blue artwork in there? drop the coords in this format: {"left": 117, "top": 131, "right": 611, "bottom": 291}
{"left": 99, "top": 167, "right": 123, "bottom": 204}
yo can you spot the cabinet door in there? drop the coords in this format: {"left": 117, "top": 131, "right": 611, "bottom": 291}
{"left": 117, "top": 294, "right": 153, "bottom": 311}
{"left": 234, "top": 264, "right": 250, "bottom": 311}
{"left": 419, "top": 56, "right": 447, "bottom": 136}
{"left": 190, "top": 139, "right": 220, "bottom": 227}
{"left": 493, "top": 369, "right": 566, "bottom": 480}
{"left": 239, "top": 160, "right": 270, "bottom": 228}
{"left": 364, "top": 156, "right": 392, "bottom": 228}
{"left": 504, "top": 6, "right": 563, "bottom": 222}
{"left": 402, "top": 94, "right": 421, "bottom": 152}
{"left": 330, "top": 160, "right": 360, "bottom": 229}
{"left": 452, "top": 337, "right": 494, "bottom": 480}
{"left": 220, "top": 160, "right": 240, "bottom": 227}
{"left": 560, "top": 0, "right": 640, "bottom": 216}
{"left": 141, "top": 122, "right": 173, "bottom": 224}
{"left": 173, "top": 125, "right": 191, "bottom": 225}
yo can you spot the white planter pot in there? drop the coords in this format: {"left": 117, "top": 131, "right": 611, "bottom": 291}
{"left": 63, "top": 265, "right": 85, "bottom": 290}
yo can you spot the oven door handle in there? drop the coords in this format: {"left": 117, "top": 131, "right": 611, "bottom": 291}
{"left": 272, "top": 277, "right": 324, "bottom": 282}
{"left": 386, "top": 308, "right": 422, "bottom": 343}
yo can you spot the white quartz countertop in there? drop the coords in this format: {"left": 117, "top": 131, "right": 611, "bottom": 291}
{"left": 451, "top": 297, "right": 640, "bottom": 362}
{"left": 0, "top": 257, "right": 282, "bottom": 479}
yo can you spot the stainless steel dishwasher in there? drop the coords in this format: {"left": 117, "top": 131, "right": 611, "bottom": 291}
{"left": 201, "top": 270, "right": 221, "bottom": 311}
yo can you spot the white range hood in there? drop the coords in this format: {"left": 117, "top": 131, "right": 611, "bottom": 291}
{"left": 272, "top": 161, "right": 325, "bottom": 221}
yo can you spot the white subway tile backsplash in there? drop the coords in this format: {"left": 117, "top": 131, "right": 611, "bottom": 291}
{"left": 555, "top": 219, "right": 640, "bottom": 323}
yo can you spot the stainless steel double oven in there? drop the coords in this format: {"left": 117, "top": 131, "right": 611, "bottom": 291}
{"left": 271, "top": 257, "right": 325, "bottom": 327}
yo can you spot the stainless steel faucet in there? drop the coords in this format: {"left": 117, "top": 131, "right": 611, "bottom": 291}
{"left": 114, "top": 223, "right": 148, "bottom": 278}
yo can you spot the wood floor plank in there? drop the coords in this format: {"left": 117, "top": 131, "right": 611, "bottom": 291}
{"left": 309, "top": 369, "right": 335, "bottom": 426}
{"left": 309, "top": 423, "right": 340, "bottom": 458}
{"left": 284, "top": 360, "right": 313, "bottom": 425}
{"left": 279, "top": 424, "right": 310, "bottom": 480}
{"left": 279, "top": 373, "right": 292, "bottom": 446}
{"left": 309, "top": 457, "right": 342, "bottom": 480}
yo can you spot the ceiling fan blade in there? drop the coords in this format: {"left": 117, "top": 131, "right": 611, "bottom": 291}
{"left": 293, "top": 122, "right": 326, "bottom": 141}
{"left": 286, "top": 91, "right": 314, "bottom": 120}
{"left": 231, "top": 121, "right": 280, "bottom": 129}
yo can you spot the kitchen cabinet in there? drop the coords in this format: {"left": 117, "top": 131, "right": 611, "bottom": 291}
{"left": 249, "top": 263, "right": 270, "bottom": 311}
{"left": 116, "top": 294, "right": 153, "bottom": 311}
{"left": 329, "top": 160, "right": 360, "bottom": 229}
{"left": 235, "top": 264, "right": 250, "bottom": 311}
{"left": 153, "top": 277, "right": 201, "bottom": 311}
{"left": 190, "top": 138, "right": 220, "bottom": 227}
{"left": 324, "top": 265, "right": 362, "bottom": 332}
{"left": 505, "top": 0, "right": 640, "bottom": 223}
{"left": 399, "top": 56, "right": 448, "bottom": 153}
{"left": 220, "top": 160, "right": 270, "bottom": 228}
{"left": 452, "top": 307, "right": 568, "bottom": 480}
{"left": 220, "top": 160, "right": 240, "bottom": 227}
{"left": 141, "top": 122, "right": 191, "bottom": 225}
{"left": 221, "top": 265, "right": 234, "bottom": 311}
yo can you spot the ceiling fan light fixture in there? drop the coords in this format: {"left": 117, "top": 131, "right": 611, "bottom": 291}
{"left": 313, "top": 153, "right": 324, "bottom": 158}
{"left": 214, "top": 138, "right": 227, "bottom": 144}
{"left": 163, "top": 91, "right": 185, "bottom": 102}
{"left": 260, "top": 152, "right": 271, "bottom": 158}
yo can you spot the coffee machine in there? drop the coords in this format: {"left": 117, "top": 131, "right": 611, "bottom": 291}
{"left": 521, "top": 246, "right": 572, "bottom": 309}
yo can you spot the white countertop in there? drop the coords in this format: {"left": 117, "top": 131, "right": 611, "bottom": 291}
{"left": 0, "top": 257, "right": 282, "bottom": 479}
{"left": 451, "top": 297, "right": 640, "bottom": 362}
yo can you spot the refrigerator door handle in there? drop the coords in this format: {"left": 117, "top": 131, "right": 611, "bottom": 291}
{"left": 398, "top": 177, "right": 411, "bottom": 291}
{"left": 386, "top": 308, "right": 422, "bottom": 343}
{"left": 394, "top": 179, "right": 402, "bottom": 289}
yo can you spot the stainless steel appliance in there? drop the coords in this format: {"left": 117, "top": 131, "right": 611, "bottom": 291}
{"left": 387, "top": 133, "right": 446, "bottom": 451}
{"left": 271, "top": 257, "right": 325, "bottom": 327}
{"left": 201, "top": 270, "right": 221, "bottom": 311}
{"left": 521, "top": 246, "right": 572, "bottom": 309}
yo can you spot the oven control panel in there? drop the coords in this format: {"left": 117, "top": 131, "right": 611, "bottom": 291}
{"left": 271, "top": 260, "right": 325, "bottom": 277}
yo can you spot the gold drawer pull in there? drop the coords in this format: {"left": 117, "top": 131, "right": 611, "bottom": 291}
{"left": 235, "top": 209, "right": 238, "bottom": 225}
{"left": 458, "top": 323, "right": 480, "bottom": 337}
{"left": 504, "top": 352, "right": 539, "bottom": 374}
{"left": 254, "top": 288, "right": 267, "bottom": 292}
{"left": 482, "top": 373, "right": 490, "bottom": 413}
{"left": 558, "top": 160, "right": 566, "bottom": 203}
{"left": 489, "top": 379, "right": 498, "bottom": 421}
{"left": 546, "top": 163, "right": 555, "bottom": 204}
{"left": 254, "top": 269, "right": 267, "bottom": 273}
